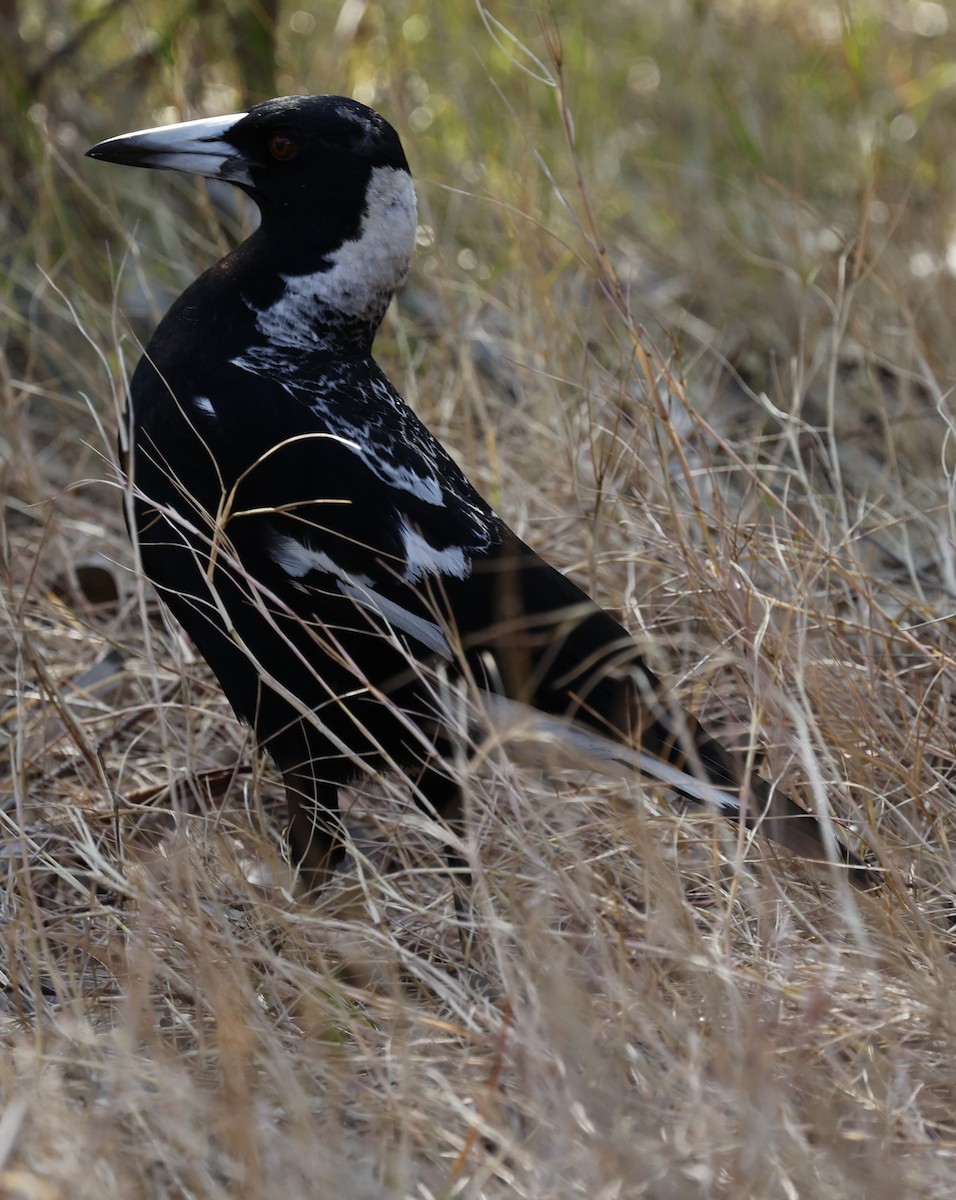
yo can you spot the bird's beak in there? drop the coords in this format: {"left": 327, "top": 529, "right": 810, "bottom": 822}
{"left": 86, "top": 112, "right": 252, "bottom": 185}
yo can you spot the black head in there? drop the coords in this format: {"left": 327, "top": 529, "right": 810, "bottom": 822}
{"left": 231, "top": 95, "right": 409, "bottom": 172}
{"left": 86, "top": 95, "right": 411, "bottom": 236}
{"left": 87, "top": 96, "right": 419, "bottom": 342}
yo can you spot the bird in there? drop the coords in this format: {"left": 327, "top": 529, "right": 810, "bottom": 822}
{"left": 86, "top": 94, "right": 873, "bottom": 908}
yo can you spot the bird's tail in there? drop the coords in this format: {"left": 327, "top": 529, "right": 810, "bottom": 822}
{"left": 457, "top": 532, "right": 877, "bottom": 887}
{"left": 482, "top": 684, "right": 876, "bottom": 887}
{"left": 588, "top": 660, "right": 877, "bottom": 888}
{"left": 674, "top": 719, "right": 875, "bottom": 885}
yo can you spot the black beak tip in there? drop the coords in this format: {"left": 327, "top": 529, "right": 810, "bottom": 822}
{"left": 85, "top": 140, "right": 145, "bottom": 168}
{"left": 85, "top": 141, "right": 118, "bottom": 163}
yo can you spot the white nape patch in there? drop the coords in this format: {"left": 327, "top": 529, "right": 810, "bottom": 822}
{"left": 250, "top": 165, "right": 418, "bottom": 348}
{"left": 479, "top": 692, "right": 741, "bottom": 814}
{"left": 269, "top": 532, "right": 374, "bottom": 587}
{"left": 193, "top": 395, "right": 216, "bottom": 416}
{"left": 338, "top": 581, "right": 452, "bottom": 659}
{"left": 400, "top": 519, "right": 469, "bottom": 583}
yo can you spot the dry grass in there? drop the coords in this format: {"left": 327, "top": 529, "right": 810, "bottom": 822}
{"left": 4, "top": 1, "right": 956, "bottom": 1196}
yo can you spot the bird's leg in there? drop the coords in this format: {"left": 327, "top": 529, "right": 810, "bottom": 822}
{"left": 414, "top": 761, "right": 476, "bottom": 958}
{"left": 281, "top": 765, "right": 346, "bottom": 896}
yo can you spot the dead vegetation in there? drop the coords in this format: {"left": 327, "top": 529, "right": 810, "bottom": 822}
{"left": 3, "top": 2, "right": 956, "bottom": 1196}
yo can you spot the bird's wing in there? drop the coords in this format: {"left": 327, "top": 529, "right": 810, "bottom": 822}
{"left": 193, "top": 361, "right": 755, "bottom": 786}
{"left": 208, "top": 363, "right": 735, "bottom": 788}
{"left": 176, "top": 359, "right": 501, "bottom": 660}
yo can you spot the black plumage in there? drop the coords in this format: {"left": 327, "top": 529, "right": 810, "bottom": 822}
{"left": 86, "top": 95, "right": 873, "bottom": 898}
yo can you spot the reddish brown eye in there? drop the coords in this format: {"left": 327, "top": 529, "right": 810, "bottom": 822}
{"left": 268, "top": 132, "right": 298, "bottom": 161}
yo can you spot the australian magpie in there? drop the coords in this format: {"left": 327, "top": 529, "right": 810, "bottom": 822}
{"left": 86, "top": 95, "right": 872, "bottom": 901}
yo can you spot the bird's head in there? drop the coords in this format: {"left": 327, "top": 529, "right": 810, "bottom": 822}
{"left": 87, "top": 96, "right": 418, "bottom": 334}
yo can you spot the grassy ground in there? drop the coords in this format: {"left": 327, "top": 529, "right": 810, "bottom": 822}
{"left": 3, "top": 1, "right": 956, "bottom": 1196}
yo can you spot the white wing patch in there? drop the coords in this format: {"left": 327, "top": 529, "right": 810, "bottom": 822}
{"left": 381, "top": 463, "right": 443, "bottom": 506}
{"left": 268, "top": 531, "right": 452, "bottom": 657}
{"left": 193, "top": 395, "right": 216, "bottom": 416}
{"left": 306, "top": 393, "right": 445, "bottom": 506}
{"left": 339, "top": 581, "right": 452, "bottom": 659}
{"left": 227, "top": 361, "right": 458, "bottom": 512}
{"left": 400, "top": 519, "right": 470, "bottom": 583}
{"left": 269, "top": 532, "right": 374, "bottom": 587}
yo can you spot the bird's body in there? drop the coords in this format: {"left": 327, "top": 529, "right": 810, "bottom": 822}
{"left": 87, "top": 96, "right": 871, "bottom": 896}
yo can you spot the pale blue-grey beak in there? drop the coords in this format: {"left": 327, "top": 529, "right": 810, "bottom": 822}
{"left": 86, "top": 112, "right": 251, "bottom": 184}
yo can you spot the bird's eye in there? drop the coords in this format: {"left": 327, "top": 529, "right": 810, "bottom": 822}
{"left": 268, "top": 132, "right": 298, "bottom": 161}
